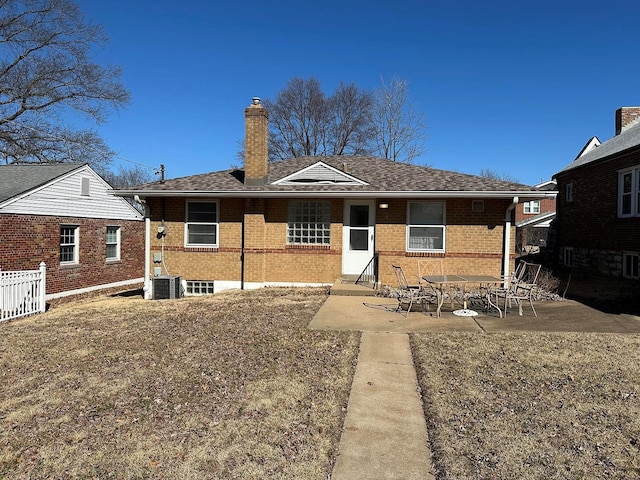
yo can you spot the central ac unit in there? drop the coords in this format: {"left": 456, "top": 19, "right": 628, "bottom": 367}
{"left": 153, "top": 275, "right": 182, "bottom": 300}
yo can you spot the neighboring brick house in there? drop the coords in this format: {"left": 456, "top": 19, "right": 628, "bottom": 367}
{"left": 515, "top": 179, "right": 557, "bottom": 254}
{"left": 554, "top": 106, "right": 640, "bottom": 279}
{"left": 116, "top": 98, "right": 555, "bottom": 299}
{"left": 0, "top": 163, "right": 145, "bottom": 299}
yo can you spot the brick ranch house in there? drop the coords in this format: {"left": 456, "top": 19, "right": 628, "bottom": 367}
{"left": 115, "top": 98, "right": 555, "bottom": 299}
{"left": 554, "top": 106, "right": 640, "bottom": 279}
{"left": 0, "top": 163, "right": 145, "bottom": 299}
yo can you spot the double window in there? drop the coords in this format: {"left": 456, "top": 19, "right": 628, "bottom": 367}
{"left": 60, "top": 225, "right": 79, "bottom": 264}
{"left": 287, "top": 200, "right": 331, "bottom": 245}
{"left": 407, "top": 201, "right": 445, "bottom": 252}
{"left": 185, "top": 201, "right": 218, "bottom": 247}
{"left": 106, "top": 226, "right": 121, "bottom": 261}
{"left": 618, "top": 166, "right": 640, "bottom": 217}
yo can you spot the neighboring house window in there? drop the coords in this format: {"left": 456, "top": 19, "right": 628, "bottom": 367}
{"left": 60, "top": 225, "right": 79, "bottom": 264}
{"left": 623, "top": 252, "right": 639, "bottom": 279}
{"left": 566, "top": 183, "right": 574, "bottom": 203}
{"left": 407, "top": 201, "right": 445, "bottom": 252}
{"left": 618, "top": 166, "right": 640, "bottom": 218}
{"left": 185, "top": 201, "right": 218, "bottom": 247}
{"left": 287, "top": 200, "right": 331, "bottom": 245}
{"left": 106, "top": 226, "right": 121, "bottom": 261}
{"left": 523, "top": 200, "right": 540, "bottom": 214}
{"left": 563, "top": 247, "right": 574, "bottom": 267}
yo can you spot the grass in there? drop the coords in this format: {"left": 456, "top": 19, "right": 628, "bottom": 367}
{"left": 412, "top": 332, "right": 640, "bottom": 479}
{"left": 0, "top": 288, "right": 360, "bottom": 479}
{"left": 5, "top": 287, "right": 640, "bottom": 479}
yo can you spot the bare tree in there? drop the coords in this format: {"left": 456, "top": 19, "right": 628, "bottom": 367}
{"left": 479, "top": 168, "right": 519, "bottom": 183}
{"left": 263, "top": 78, "right": 374, "bottom": 161}
{"left": 371, "top": 77, "right": 426, "bottom": 163}
{"left": 102, "top": 164, "right": 155, "bottom": 189}
{"left": 0, "top": 0, "right": 130, "bottom": 169}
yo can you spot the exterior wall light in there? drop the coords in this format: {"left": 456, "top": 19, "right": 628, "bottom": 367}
{"left": 378, "top": 203, "right": 389, "bottom": 209}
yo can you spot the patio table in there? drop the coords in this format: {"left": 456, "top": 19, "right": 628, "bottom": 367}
{"left": 422, "top": 275, "right": 503, "bottom": 318}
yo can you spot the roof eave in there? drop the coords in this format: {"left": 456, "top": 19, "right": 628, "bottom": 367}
{"left": 112, "top": 189, "right": 556, "bottom": 200}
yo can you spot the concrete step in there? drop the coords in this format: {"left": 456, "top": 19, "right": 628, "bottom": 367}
{"left": 330, "top": 278, "right": 379, "bottom": 296}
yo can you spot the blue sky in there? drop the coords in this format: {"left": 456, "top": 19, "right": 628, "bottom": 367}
{"left": 79, "top": 0, "right": 640, "bottom": 186}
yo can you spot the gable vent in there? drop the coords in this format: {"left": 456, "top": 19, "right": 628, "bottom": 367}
{"left": 81, "top": 177, "right": 90, "bottom": 196}
{"left": 273, "top": 162, "right": 368, "bottom": 186}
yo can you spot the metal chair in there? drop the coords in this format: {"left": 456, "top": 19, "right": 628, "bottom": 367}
{"left": 493, "top": 262, "right": 542, "bottom": 316}
{"left": 416, "top": 259, "right": 444, "bottom": 311}
{"left": 392, "top": 264, "right": 431, "bottom": 316}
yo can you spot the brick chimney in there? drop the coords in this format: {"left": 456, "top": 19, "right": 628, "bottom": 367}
{"left": 615, "top": 107, "right": 640, "bottom": 135}
{"left": 244, "top": 97, "right": 269, "bottom": 186}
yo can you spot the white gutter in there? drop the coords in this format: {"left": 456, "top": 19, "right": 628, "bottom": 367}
{"left": 134, "top": 195, "right": 152, "bottom": 299}
{"left": 503, "top": 196, "right": 519, "bottom": 287}
{"left": 113, "top": 190, "right": 557, "bottom": 200}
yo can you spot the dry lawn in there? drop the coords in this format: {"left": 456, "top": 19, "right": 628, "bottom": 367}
{"left": 0, "top": 288, "right": 359, "bottom": 479}
{"left": 412, "top": 332, "right": 640, "bottom": 479}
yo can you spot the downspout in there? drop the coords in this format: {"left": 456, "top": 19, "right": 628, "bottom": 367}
{"left": 134, "top": 195, "right": 152, "bottom": 300}
{"left": 503, "top": 196, "right": 519, "bottom": 288}
{"left": 240, "top": 213, "right": 246, "bottom": 290}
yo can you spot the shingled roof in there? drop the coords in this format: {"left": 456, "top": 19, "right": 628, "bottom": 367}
{"left": 556, "top": 120, "right": 640, "bottom": 176}
{"left": 0, "top": 163, "right": 83, "bottom": 203}
{"left": 117, "top": 156, "right": 547, "bottom": 199}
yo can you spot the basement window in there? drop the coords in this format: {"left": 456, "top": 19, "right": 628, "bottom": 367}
{"left": 185, "top": 280, "right": 215, "bottom": 295}
{"left": 623, "top": 252, "right": 639, "bottom": 279}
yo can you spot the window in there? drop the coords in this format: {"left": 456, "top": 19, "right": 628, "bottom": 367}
{"left": 106, "top": 226, "right": 121, "bottom": 261}
{"left": 523, "top": 200, "right": 540, "bottom": 214}
{"left": 563, "top": 247, "right": 574, "bottom": 267}
{"left": 407, "top": 201, "right": 445, "bottom": 252}
{"left": 185, "top": 201, "right": 218, "bottom": 247}
{"left": 566, "top": 183, "right": 574, "bottom": 203}
{"left": 623, "top": 252, "right": 639, "bottom": 279}
{"left": 287, "top": 200, "right": 331, "bottom": 245}
{"left": 618, "top": 166, "right": 640, "bottom": 217}
{"left": 472, "top": 200, "right": 484, "bottom": 213}
{"left": 186, "top": 280, "right": 215, "bottom": 295}
{"left": 60, "top": 225, "right": 79, "bottom": 264}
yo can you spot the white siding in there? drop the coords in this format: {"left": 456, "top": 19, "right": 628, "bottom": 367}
{"left": 0, "top": 166, "right": 143, "bottom": 221}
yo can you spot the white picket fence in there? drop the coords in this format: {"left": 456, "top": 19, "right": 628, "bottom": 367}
{"left": 0, "top": 262, "right": 47, "bottom": 322}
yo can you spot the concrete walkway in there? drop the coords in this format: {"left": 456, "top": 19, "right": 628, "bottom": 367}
{"left": 331, "top": 332, "right": 435, "bottom": 480}
{"left": 313, "top": 294, "right": 640, "bottom": 479}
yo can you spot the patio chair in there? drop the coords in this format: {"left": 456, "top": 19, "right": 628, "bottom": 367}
{"left": 416, "top": 259, "right": 444, "bottom": 310}
{"left": 492, "top": 262, "right": 542, "bottom": 317}
{"left": 392, "top": 264, "right": 431, "bottom": 317}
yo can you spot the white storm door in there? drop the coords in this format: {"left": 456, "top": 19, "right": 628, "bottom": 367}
{"left": 342, "top": 200, "right": 375, "bottom": 275}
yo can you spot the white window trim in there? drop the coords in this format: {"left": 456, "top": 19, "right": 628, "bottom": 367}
{"left": 60, "top": 225, "right": 79, "bottom": 265}
{"left": 523, "top": 200, "right": 540, "bottom": 214}
{"left": 406, "top": 201, "right": 446, "bottom": 253}
{"left": 618, "top": 166, "right": 640, "bottom": 218}
{"left": 184, "top": 200, "right": 219, "bottom": 248}
{"left": 106, "top": 226, "right": 121, "bottom": 262}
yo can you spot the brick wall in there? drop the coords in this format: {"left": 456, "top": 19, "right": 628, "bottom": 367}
{"left": 0, "top": 214, "right": 145, "bottom": 294}
{"left": 555, "top": 148, "right": 640, "bottom": 276}
{"left": 150, "top": 196, "right": 513, "bottom": 288}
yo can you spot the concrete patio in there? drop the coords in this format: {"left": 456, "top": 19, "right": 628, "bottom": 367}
{"left": 310, "top": 295, "right": 640, "bottom": 334}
